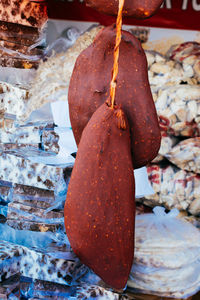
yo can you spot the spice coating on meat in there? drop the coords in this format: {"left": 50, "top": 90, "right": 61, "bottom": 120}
{"left": 65, "top": 103, "right": 135, "bottom": 289}
{"left": 68, "top": 25, "right": 161, "bottom": 169}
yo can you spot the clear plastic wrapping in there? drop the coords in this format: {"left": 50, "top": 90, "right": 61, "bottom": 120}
{"left": 0, "top": 0, "right": 48, "bottom": 29}
{"left": 0, "top": 66, "right": 36, "bottom": 86}
{"left": 152, "top": 132, "right": 179, "bottom": 163}
{"left": 166, "top": 137, "right": 200, "bottom": 174}
{"left": 142, "top": 164, "right": 200, "bottom": 215}
{"left": 0, "top": 21, "right": 46, "bottom": 46}
{"left": 128, "top": 207, "right": 200, "bottom": 299}
{"left": 145, "top": 50, "right": 196, "bottom": 87}
{"left": 154, "top": 84, "right": 200, "bottom": 137}
{"left": 167, "top": 41, "right": 200, "bottom": 83}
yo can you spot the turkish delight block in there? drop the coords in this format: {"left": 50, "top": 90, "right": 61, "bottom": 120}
{"left": 0, "top": 180, "right": 12, "bottom": 204}
{"left": 0, "top": 81, "right": 29, "bottom": 119}
{"left": 6, "top": 219, "right": 64, "bottom": 233}
{"left": 20, "top": 276, "right": 73, "bottom": 299}
{"left": 12, "top": 184, "right": 56, "bottom": 209}
{"left": 144, "top": 164, "right": 200, "bottom": 215}
{"left": 41, "top": 129, "right": 60, "bottom": 154}
{"left": 0, "top": 241, "right": 23, "bottom": 282}
{"left": 0, "top": 56, "right": 40, "bottom": 69}
{"left": 0, "top": 122, "right": 56, "bottom": 145}
{"left": 0, "top": 143, "right": 39, "bottom": 152}
{"left": 75, "top": 283, "right": 130, "bottom": 299}
{"left": 21, "top": 246, "right": 88, "bottom": 285}
{"left": 7, "top": 202, "right": 64, "bottom": 221}
{"left": 0, "top": 273, "right": 20, "bottom": 299}
{"left": 0, "top": 39, "right": 44, "bottom": 57}
{"left": 0, "top": 21, "right": 45, "bottom": 46}
{"left": 0, "top": 0, "right": 48, "bottom": 28}
{"left": 0, "top": 126, "right": 41, "bottom": 144}
{"left": 0, "top": 147, "right": 73, "bottom": 192}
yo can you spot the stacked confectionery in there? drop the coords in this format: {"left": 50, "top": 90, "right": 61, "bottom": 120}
{"left": 0, "top": 1, "right": 90, "bottom": 298}
{"left": 0, "top": 2, "right": 134, "bottom": 299}
{"left": 1, "top": 1, "right": 200, "bottom": 299}
{"left": 137, "top": 42, "right": 200, "bottom": 219}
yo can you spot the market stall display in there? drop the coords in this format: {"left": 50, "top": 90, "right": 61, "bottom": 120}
{"left": 0, "top": 0, "right": 200, "bottom": 299}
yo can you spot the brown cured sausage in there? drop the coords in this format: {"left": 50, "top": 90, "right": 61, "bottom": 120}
{"left": 64, "top": 103, "right": 135, "bottom": 289}
{"left": 68, "top": 25, "right": 161, "bottom": 169}
{"left": 85, "top": 0, "right": 164, "bottom": 18}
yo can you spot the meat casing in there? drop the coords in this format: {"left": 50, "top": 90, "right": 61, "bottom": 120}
{"left": 64, "top": 103, "right": 135, "bottom": 289}
{"left": 85, "top": 0, "right": 164, "bottom": 18}
{"left": 68, "top": 25, "right": 161, "bottom": 169}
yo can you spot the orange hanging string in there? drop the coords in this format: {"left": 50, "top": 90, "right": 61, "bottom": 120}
{"left": 109, "top": 0, "right": 125, "bottom": 109}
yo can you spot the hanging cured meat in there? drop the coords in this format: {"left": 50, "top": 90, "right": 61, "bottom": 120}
{"left": 85, "top": 0, "right": 164, "bottom": 18}
{"left": 64, "top": 103, "right": 135, "bottom": 289}
{"left": 68, "top": 25, "right": 161, "bottom": 169}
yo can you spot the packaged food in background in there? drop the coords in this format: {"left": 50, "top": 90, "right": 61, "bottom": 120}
{"left": 145, "top": 50, "right": 197, "bottom": 87}
{"left": 0, "top": 0, "right": 48, "bottom": 29}
{"left": 0, "top": 240, "right": 23, "bottom": 282}
{"left": 22, "top": 25, "right": 103, "bottom": 122}
{"left": 127, "top": 207, "right": 200, "bottom": 299}
{"left": 0, "top": 147, "right": 72, "bottom": 193}
{"left": 167, "top": 42, "right": 200, "bottom": 83}
{"left": 0, "top": 66, "right": 36, "bottom": 86}
{"left": 152, "top": 132, "right": 179, "bottom": 163}
{"left": 0, "top": 21, "right": 46, "bottom": 46}
{"left": 154, "top": 84, "right": 200, "bottom": 137}
{"left": 166, "top": 137, "right": 200, "bottom": 174}
{"left": 140, "top": 164, "right": 200, "bottom": 215}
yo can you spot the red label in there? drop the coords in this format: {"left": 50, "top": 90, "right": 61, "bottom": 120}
{"left": 48, "top": 0, "right": 200, "bottom": 30}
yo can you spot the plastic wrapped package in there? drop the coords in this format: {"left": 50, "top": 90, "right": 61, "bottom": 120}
{"left": 22, "top": 25, "right": 103, "bottom": 122}
{"left": 0, "top": 81, "right": 30, "bottom": 120}
{"left": 0, "top": 147, "right": 73, "bottom": 192}
{"left": 20, "top": 278, "right": 130, "bottom": 300}
{"left": 41, "top": 129, "right": 60, "bottom": 154}
{"left": 0, "top": 66, "right": 36, "bottom": 86}
{"left": 0, "top": 120, "right": 60, "bottom": 154}
{"left": 152, "top": 132, "right": 179, "bottom": 163}
{"left": 0, "top": 222, "right": 89, "bottom": 286}
{"left": 0, "top": 39, "right": 44, "bottom": 58}
{"left": 0, "top": 0, "right": 48, "bottom": 29}
{"left": 154, "top": 84, "right": 200, "bottom": 137}
{"left": 20, "top": 246, "right": 88, "bottom": 286}
{"left": 0, "top": 55, "right": 41, "bottom": 69}
{"left": 0, "top": 273, "right": 20, "bottom": 299}
{"left": 0, "top": 180, "right": 12, "bottom": 205}
{"left": 0, "top": 240, "right": 24, "bottom": 281}
{"left": 145, "top": 50, "right": 197, "bottom": 87}
{"left": 127, "top": 207, "right": 200, "bottom": 299}
{"left": 0, "top": 21, "right": 46, "bottom": 46}
{"left": 167, "top": 42, "right": 200, "bottom": 83}
{"left": 75, "top": 283, "right": 131, "bottom": 299}
{"left": 20, "top": 276, "right": 73, "bottom": 299}
{"left": 142, "top": 164, "right": 200, "bottom": 215}
{"left": 166, "top": 137, "right": 200, "bottom": 174}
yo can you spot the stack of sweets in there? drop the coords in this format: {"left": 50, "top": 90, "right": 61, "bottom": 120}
{"left": 137, "top": 41, "right": 200, "bottom": 218}
{"left": 0, "top": 0, "right": 47, "bottom": 75}
{"left": 0, "top": 1, "right": 91, "bottom": 295}
{"left": 0, "top": 240, "right": 24, "bottom": 299}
